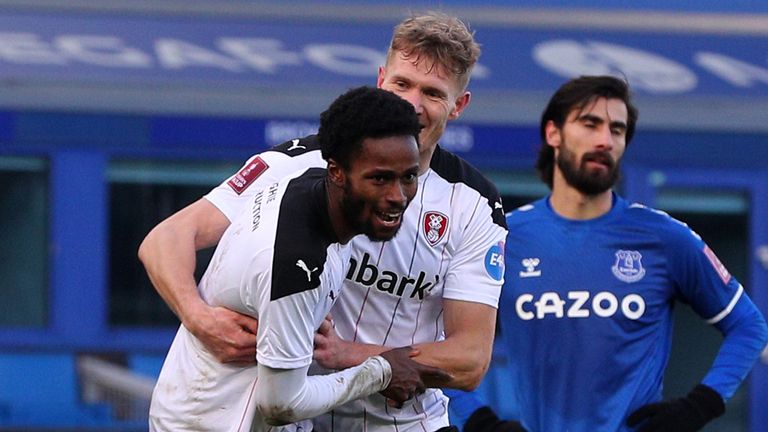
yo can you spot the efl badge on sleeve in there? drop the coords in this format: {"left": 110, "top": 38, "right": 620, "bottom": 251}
{"left": 423, "top": 211, "right": 448, "bottom": 246}
{"left": 611, "top": 250, "right": 646, "bottom": 283}
{"left": 227, "top": 156, "right": 269, "bottom": 195}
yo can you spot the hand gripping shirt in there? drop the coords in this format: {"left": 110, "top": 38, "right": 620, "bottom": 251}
{"left": 205, "top": 136, "right": 508, "bottom": 432}
{"left": 150, "top": 167, "right": 350, "bottom": 432}
{"left": 499, "top": 194, "right": 765, "bottom": 432}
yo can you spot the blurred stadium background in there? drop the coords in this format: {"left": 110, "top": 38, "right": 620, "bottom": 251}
{"left": 1, "top": 0, "right": 767, "bottom": 430}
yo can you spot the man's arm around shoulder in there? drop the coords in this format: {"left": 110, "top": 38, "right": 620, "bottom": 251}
{"left": 314, "top": 299, "right": 496, "bottom": 390}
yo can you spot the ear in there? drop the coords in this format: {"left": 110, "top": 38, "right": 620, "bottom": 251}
{"left": 376, "top": 66, "right": 386, "bottom": 89}
{"left": 326, "top": 159, "right": 345, "bottom": 187}
{"left": 545, "top": 120, "right": 562, "bottom": 149}
{"left": 448, "top": 91, "right": 471, "bottom": 120}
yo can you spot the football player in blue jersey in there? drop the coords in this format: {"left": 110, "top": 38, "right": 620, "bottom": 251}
{"left": 459, "top": 75, "right": 768, "bottom": 432}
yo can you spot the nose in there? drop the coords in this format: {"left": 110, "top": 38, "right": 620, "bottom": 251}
{"left": 400, "top": 90, "right": 424, "bottom": 115}
{"left": 595, "top": 125, "right": 614, "bottom": 151}
{"left": 384, "top": 182, "right": 409, "bottom": 208}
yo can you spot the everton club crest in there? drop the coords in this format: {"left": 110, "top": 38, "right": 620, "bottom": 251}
{"left": 423, "top": 211, "right": 448, "bottom": 246}
{"left": 611, "top": 250, "right": 646, "bottom": 283}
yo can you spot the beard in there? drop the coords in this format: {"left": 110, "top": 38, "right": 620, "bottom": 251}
{"left": 556, "top": 141, "right": 620, "bottom": 195}
{"left": 340, "top": 180, "right": 402, "bottom": 242}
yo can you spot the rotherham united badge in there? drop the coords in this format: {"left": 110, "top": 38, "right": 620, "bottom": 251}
{"left": 423, "top": 211, "right": 448, "bottom": 246}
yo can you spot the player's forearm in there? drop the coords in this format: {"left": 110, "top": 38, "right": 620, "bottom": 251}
{"left": 329, "top": 339, "right": 486, "bottom": 389}
{"left": 336, "top": 308, "right": 495, "bottom": 389}
{"left": 256, "top": 357, "right": 391, "bottom": 425}
{"left": 411, "top": 299, "right": 497, "bottom": 390}
{"left": 411, "top": 337, "right": 492, "bottom": 390}
{"left": 138, "top": 220, "right": 206, "bottom": 326}
{"left": 334, "top": 341, "right": 390, "bottom": 370}
{"left": 138, "top": 199, "right": 229, "bottom": 330}
{"left": 703, "top": 297, "right": 768, "bottom": 400}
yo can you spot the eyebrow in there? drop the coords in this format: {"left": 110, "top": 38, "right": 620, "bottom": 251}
{"left": 365, "top": 165, "right": 419, "bottom": 176}
{"left": 577, "top": 113, "right": 627, "bottom": 130}
{"left": 390, "top": 73, "right": 448, "bottom": 98}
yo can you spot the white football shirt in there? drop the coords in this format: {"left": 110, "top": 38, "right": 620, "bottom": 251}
{"left": 205, "top": 136, "right": 508, "bottom": 431}
{"left": 150, "top": 167, "right": 350, "bottom": 432}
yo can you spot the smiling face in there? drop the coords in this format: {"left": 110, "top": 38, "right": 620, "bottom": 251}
{"left": 338, "top": 134, "right": 420, "bottom": 241}
{"left": 377, "top": 51, "right": 470, "bottom": 169}
{"left": 547, "top": 97, "right": 629, "bottom": 196}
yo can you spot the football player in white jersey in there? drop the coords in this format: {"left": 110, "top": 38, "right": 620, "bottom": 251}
{"left": 139, "top": 12, "right": 508, "bottom": 431}
{"left": 149, "top": 87, "right": 452, "bottom": 431}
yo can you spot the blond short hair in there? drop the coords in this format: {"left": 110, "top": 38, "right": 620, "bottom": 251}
{"left": 387, "top": 11, "right": 481, "bottom": 91}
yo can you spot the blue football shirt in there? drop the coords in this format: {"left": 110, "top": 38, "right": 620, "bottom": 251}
{"left": 499, "top": 194, "right": 748, "bottom": 432}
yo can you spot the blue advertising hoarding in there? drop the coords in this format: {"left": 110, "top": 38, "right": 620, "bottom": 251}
{"left": 0, "top": 9, "right": 767, "bottom": 161}
{"left": 1, "top": 12, "right": 767, "bottom": 99}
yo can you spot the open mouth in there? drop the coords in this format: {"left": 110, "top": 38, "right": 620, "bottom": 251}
{"left": 375, "top": 210, "right": 403, "bottom": 227}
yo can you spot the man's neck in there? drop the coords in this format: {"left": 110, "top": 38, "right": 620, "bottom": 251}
{"left": 325, "top": 180, "right": 354, "bottom": 244}
{"left": 418, "top": 142, "right": 438, "bottom": 174}
{"left": 549, "top": 180, "right": 613, "bottom": 221}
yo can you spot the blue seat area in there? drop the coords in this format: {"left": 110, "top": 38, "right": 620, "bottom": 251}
{"left": 0, "top": 353, "right": 78, "bottom": 405}
{"left": 128, "top": 353, "right": 165, "bottom": 380}
{"left": 0, "top": 352, "right": 135, "bottom": 428}
{"left": 0, "top": 352, "right": 80, "bottom": 426}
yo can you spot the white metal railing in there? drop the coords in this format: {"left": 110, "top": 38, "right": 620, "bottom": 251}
{"left": 77, "top": 355, "right": 156, "bottom": 421}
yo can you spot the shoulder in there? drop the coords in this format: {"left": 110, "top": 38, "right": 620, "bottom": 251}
{"left": 623, "top": 201, "right": 694, "bottom": 234}
{"left": 256, "top": 135, "right": 323, "bottom": 171}
{"left": 271, "top": 168, "right": 335, "bottom": 300}
{"left": 217, "top": 135, "right": 323, "bottom": 199}
{"left": 241, "top": 167, "right": 325, "bottom": 237}
{"left": 274, "top": 168, "right": 328, "bottom": 231}
{"left": 430, "top": 146, "right": 506, "bottom": 228}
{"left": 430, "top": 145, "right": 499, "bottom": 200}
{"left": 505, "top": 197, "right": 547, "bottom": 227}
{"left": 269, "top": 134, "right": 321, "bottom": 157}
{"left": 619, "top": 200, "right": 709, "bottom": 253}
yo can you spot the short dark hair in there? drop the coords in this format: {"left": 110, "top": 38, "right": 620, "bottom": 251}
{"left": 318, "top": 86, "right": 421, "bottom": 168}
{"left": 536, "top": 75, "right": 639, "bottom": 188}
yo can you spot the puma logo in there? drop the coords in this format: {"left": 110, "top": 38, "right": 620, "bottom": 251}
{"left": 286, "top": 139, "right": 306, "bottom": 151}
{"left": 296, "top": 259, "right": 318, "bottom": 281}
